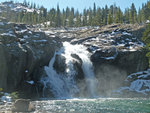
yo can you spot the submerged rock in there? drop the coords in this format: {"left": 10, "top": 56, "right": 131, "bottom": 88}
{"left": 12, "top": 99, "right": 35, "bottom": 112}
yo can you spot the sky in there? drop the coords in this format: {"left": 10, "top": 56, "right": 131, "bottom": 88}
{"left": 0, "top": 0, "right": 148, "bottom": 12}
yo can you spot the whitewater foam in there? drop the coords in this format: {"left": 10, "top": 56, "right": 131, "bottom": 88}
{"left": 41, "top": 42, "right": 97, "bottom": 98}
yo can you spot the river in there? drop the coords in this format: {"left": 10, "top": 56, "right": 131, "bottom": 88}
{"left": 33, "top": 98, "right": 150, "bottom": 113}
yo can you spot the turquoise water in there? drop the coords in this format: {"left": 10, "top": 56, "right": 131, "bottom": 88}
{"left": 34, "top": 98, "right": 150, "bottom": 113}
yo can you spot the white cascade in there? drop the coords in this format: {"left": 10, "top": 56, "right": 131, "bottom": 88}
{"left": 42, "top": 42, "right": 97, "bottom": 98}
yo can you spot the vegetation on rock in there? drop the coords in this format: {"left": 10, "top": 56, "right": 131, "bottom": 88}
{"left": 142, "top": 22, "right": 150, "bottom": 66}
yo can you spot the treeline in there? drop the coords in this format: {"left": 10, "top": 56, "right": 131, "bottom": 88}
{"left": 2, "top": 0, "right": 150, "bottom": 27}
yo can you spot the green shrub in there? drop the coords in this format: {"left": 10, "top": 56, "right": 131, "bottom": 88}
{"left": 9, "top": 92, "right": 19, "bottom": 99}
{"left": 0, "top": 88, "right": 3, "bottom": 97}
{"left": 0, "top": 88, "right": 3, "bottom": 92}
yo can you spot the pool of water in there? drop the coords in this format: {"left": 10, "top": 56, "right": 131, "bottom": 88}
{"left": 33, "top": 98, "right": 150, "bottom": 113}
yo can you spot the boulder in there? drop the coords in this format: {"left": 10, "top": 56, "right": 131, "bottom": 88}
{"left": 53, "top": 53, "right": 84, "bottom": 80}
{"left": 53, "top": 55, "right": 66, "bottom": 74}
{"left": 12, "top": 99, "right": 35, "bottom": 112}
{"left": 114, "top": 69, "right": 150, "bottom": 97}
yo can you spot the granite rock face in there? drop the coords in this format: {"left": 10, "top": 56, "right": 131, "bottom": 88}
{"left": 0, "top": 21, "right": 62, "bottom": 95}
{"left": 0, "top": 21, "right": 149, "bottom": 98}
{"left": 45, "top": 24, "right": 148, "bottom": 96}
{"left": 52, "top": 24, "right": 148, "bottom": 75}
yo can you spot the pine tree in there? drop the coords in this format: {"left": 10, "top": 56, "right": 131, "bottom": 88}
{"left": 55, "top": 4, "right": 61, "bottom": 27}
{"left": 32, "top": 10, "right": 37, "bottom": 24}
{"left": 95, "top": 7, "right": 102, "bottom": 26}
{"left": 39, "top": 10, "right": 43, "bottom": 23}
{"left": 91, "top": 3, "right": 98, "bottom": 26}
{"left": 142, "top": 22, "right": 150, "bottom": 66}
{"left": 104, "top": 5, "right": 108, "bottom": 25}
{"left": 43, "top": 7, "right": 47, "bottom": 20}
{"left": 124, "top": 8, "right": 130, "bottom": 23}
{"left": 144, "top": 1, "right": 150, "bottom": 20}
{"left": 17, "top": 13, "right": 21, "bottom": 23}
{"left": 112, "top": 4, "right": 117, "bottom": 23}
{"left": 141, "top": 4, "right": 146, "bottom": 23}
{"left": 107, "top": 8, "right": 113, "bottom": 24}
{"left": 49, "top": 8, "right": 56, "bottom": 27}
{"left": 17, "top": 11, "right": 24, "bottom": 23}
{"left": 88, "top": 8, "right": 93, "bottom": 26}
{"left": 75, "top": 10, "right": 81, "bottom": 27}
{"left": 129, "top": 3, "right": 137, "bottom": 24}
{"left": 100, "top": 8, "right": 104, "bottom": 25}
{"left": 33, "top": 3, "right": 36, "bottom": 9}
{"left": 68, "top": 15, "right": 74, "bottom": 27}
{"left": 22, "top": 12, "right": 27, "bottom": 23}
{"left": 8, "top": 0, "right": 150, "bottom": 27}
{"left": 62, "top": 9, "right": 67, "bottom": 27}
{"left": 38, "top": 6, "right": 47, "bottom": 24}
{"left": 142, "top": 23, "right": 150, "bottom": 44}
{"left": 30, "top": 2, "right": 33, "bottom": 9}
{"left": 118, "top": 7, "right": 123, "bottom": 23}
{"left": 93, "top": 3, "right": 96, "bottom": 17}
{"left": 23, "top": 0, "right": 28, "bottom": 6}
{"left": 109, "top": 5, "right": 114, "bottom": 24}
{"left": 27, "top": 2, "right": 30, "bottom": 8}
{"left": 66, "top": 7, "right": 70, "bottom": 19}
{"left": 138, "top": 8, "right": 142, "bottom": 23}
{"left": 83, "top": 9, "right": 88, "bottom": 26}
{"left": 114, "top": 7, "right": 119, "bottom": 23}
{"left": 68, "top": 9, "right": 74, "bottom": 27}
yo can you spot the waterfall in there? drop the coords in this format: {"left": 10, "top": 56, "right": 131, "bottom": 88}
{"left": 42, "top": 42, "right": 97, "bottom": 98}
